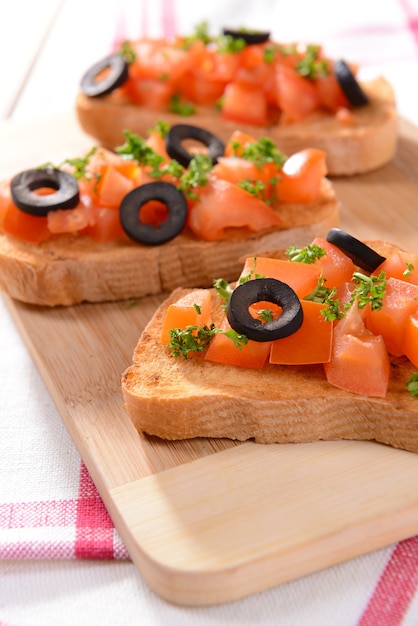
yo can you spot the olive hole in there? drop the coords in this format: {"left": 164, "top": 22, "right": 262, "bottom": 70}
{"left": 29, "top": 179, "right": 60, "bottom": 193}
{"left": 249, "top": 301, "right": 283, "bottom": 321}
{"left": 139, "top": 200, "right": 169, "bottom": 229}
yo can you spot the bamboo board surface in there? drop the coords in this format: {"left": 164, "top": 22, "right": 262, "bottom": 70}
{"left": 2, "top": 112, "right": 418, "bottom": 606}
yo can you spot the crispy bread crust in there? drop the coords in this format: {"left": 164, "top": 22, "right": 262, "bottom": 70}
{"left": 76, "top": 77, "right": 398, "bottom": 176}
{"left": 0, "top": 179, "right": 338, "bottom": 306}
{"left": 121, "top": 240, "right": 418, "bottom": 454}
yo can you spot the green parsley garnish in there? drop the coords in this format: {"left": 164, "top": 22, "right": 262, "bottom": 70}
{"left": 286, "top": 243, "right": 327, "bottom": 264}
{"left": 350, "top": 271, "right": 387, "bottom": 311}
{"left": 178, "top": 153, "right": 212, "bottom": 198}
{"left": 238, "top": 179, "right": 269, "bottom": 202}
{"left": 217, "top": 34, "right": 246, "bottom": 54}
{"left": 167, "top": 324, "right": 248, "bottom": 359}
{"left": 404, "top": 262, "right": 415, "bottom": 277}
{"left": 213, "top": 278, "right": 234, "bottom": 310}
{"left": 263, "top": 45, "right": 277, "bottom": 64}
{"left": 296, "top": 44, "right": 328, "bottom": 79}
{"left": 118, "top": 40, "right": 136, "bottom": 64}
{"left": 257, "top": 308, "right": 274, "bottom": 323}
{"left": 116, "top": 130, "right": 183, "bottom": 180}
{"left": 169, "top": 93, "right": 196, "bottom": 116}
{"left": 238, "top": 137, "right": 287, "bottom": 170}
{"left": 407, "top": 373, "right": 418, "bottom": 397}
{"left": 213, "top": 260, "right": 266, "bottom": 310}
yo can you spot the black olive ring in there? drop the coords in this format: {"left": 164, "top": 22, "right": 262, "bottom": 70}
{"left": 10, "top": 168, "right": 80, "bottom": 216}
{"left": 326, "top": 228, "right": 386, "bottom": 272}
{"left": 119, "top": 181, "right": 188, "bottom": 246}
{"left": 222, "top": 28, "right": 271, "bottom": 45}
{"left": 333, "top": 59, "right": 369, "bottom": 107}
{"left": 80, "top": 54, "right": 129, "bottom": 97}
{"left": 227, "top": 278, "right": 304, "bottom": 342}
{"left": 165, "top": 124, "right": 225, "bottom": 168}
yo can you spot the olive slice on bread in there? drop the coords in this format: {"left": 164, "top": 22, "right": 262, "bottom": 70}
{"left": 80, "top": 54, "right": 129, "bottom": 97}
{"left": 334, "top": 60, "right": 369, "bottom": 107}
{"left": 222, "top": 27, "right": 271, "bottom": 45}
{"left": 120, "top": 181, "right": 188, "bottom": 245}
{"left": 327, "top": 228, "right": 386, "bottom": 272}
{"left": 10, "top": 168, "right": 79, "bottom": 216}
{"left": 165, "top": 124, "right": 225, "bottom": 167}
{"left": 227, "top": 278, "right": 303, "bottom": 341}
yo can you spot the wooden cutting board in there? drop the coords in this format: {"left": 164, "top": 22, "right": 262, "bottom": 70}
{"left": 2, "top": 112, "right": 418, "bottom": 606}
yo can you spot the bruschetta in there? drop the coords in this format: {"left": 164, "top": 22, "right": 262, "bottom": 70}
{"left": 0, "top": 122, "right": 339, "bottom": 306}
{"left": 121, "top": 231, "right": 418, "bottom": 454}
{"left": 76, "top": 25, "right": 398, "bottom": 176}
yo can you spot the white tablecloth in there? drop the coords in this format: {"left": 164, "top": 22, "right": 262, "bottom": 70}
{"left": 2, "top": 1, "right": 418, "bottom": 624}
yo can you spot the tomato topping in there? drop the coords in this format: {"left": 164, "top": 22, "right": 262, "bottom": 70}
{"left": 365, "top": 277, "right": 418, "bottom": 357}
{"left": 311, "top": 237, "right": 357, "bottom": 289}
{"left": 187, "top": 176, "right": 282, "bottom": 241}
{"left": 160, "top": 289, "right": 212, "bottom": 346}
{"left": 269, "top": 299, "right": 333, "bottom": 365}
{"left": 275, "top": 65, "right": 321, "bottom": 122}
{"left": 324, "top": 301, "right": 390, "bottom": 398}
{"left": 0, "top": 128, "right": 329, "bottom": 247}
{"left": 373, "top": 250, "right": 418, "bottom": 286}
{"left": 240, "top": 257, "right": 321, "bottom": 299}
{"left": 276, "top": 149, "right": 327, "bottom": 203}
{"left": 221, "top": 82, "right": 269, "bottom": 126}
{"left": 204, "top": 317, "right": 271, "bottom": 368}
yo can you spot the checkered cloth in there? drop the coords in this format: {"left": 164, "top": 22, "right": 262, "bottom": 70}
{"left": 2, "top": 0, "right": 418, "bottom": 624}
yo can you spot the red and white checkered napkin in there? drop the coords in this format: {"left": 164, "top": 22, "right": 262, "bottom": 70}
{"left": 0, "top": 296, "right": 128, "bottom": 562}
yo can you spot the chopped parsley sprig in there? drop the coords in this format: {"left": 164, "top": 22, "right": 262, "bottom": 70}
{"left": 213, "top": 259, "right": 266, "bottom": 310}
{"left": 167, "top": 324, "right": 248, "bottom": 359}
{"left": 407, "top": 373, "right": 418, "bottom": 397}
{"left": 232, "top": 137, "right": 287, "bottom": 170}
{"left": 350, "top": 271, "right": 387, "bottom": 311}
{"left": 286, "top": 243, "right": 327, "bottom": 264}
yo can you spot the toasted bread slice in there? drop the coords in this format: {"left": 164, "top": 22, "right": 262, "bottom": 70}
{"left": 121, "top": 240, "right": 418, "bottom": 454}
{"left": 0, "top": 179, "right": 338, "bottom": 306}
{"left": 76, "top": 77, "right": 397, "bottom": 176}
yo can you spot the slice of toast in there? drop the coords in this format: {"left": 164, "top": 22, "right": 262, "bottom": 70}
{"left": 121, "top": 241, "right": 418, "bottom": 454}
{"left": 76, "top": 77, "right": 398, "bottom": 176}
{"left": 0, "top": 179, "right": 338, "bottom": 306}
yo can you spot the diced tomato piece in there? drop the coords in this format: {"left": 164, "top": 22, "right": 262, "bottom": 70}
{"left": 276, "top": 149, "right": 327, "bottom": 203}
{"left": 315, "top": 71, "right": 349, "bottom": 112}
{"left": 145, "top": 130, "right": 170, "bottom": 161}
{"left": 47, "top": 203, "right": 96, "bottom": 234}
{"left": 212, "top": 157, "right": 277, "bottom": 200}
{"left": 187, "top": 176, "right": 282, "bottom": 241}
{"left": 160, "top": 289, "right": 212, "bottom": 345}
{"left": 240, "top": 256, "right": 322, "bottom": 299}
{"left": 224, "top": 130, "right": 258, "bottom": 157}
{"left": 180, "top": 71, "right": 226, "bottom": 105}
{"left": 365, "top": 277, "right": 418, "bottom": 356}
{"left": 269, "top": 299, "right": 333, "bottom": 364}
{"left": 96, "top": 164, "right": 136, "bottom": 208}
{"left": 221, "top": 82, "right": 269, "bottom": 126}
{"left": 312, "top": 237, "right": 357, "bottom": 289}
{"left": 1, "top": 200, "right": 51, "bottom": 242}
{"left": 210, "top": 50, "right": 242, "bottom": 83}
{"left": 84, "top": 206, "right": 125, "bottom": 242}
{"left": 128, "top": 78, "right": 174, "bottom": 110}
{"left": 373, "top": 250, "right": 418, "bottom": 286}
{"left": 275, "top": 64, "right": 321, "bottom": 121}
{"left": 129, "top": 39, "right": 193, "bottom": 84}
{"left": 204, "top": 316, "right": 271, "bottom": 369}
{"left": 402, "top": 312, "right": 418, "bottom": 367}
{"left": 0, "top": 182, "right": 54, "bottom": 242}
{"left": 324, "top": 302, "right": 390, "bottom": 398}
